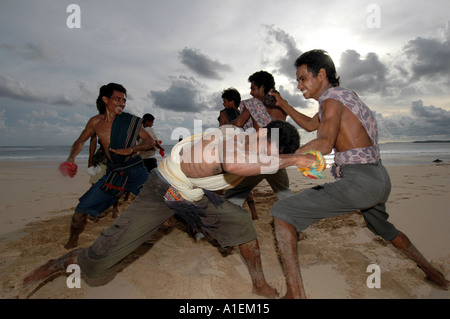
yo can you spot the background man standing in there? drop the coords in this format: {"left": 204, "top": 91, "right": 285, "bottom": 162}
{"left": 225, "top": 71, "right": 292, "bottom": 215}
{"left": 62, "top": 83, "right": 154, "bottom": 249}
{"left": 140, "top": 113, "right": 165, "bottom": 172}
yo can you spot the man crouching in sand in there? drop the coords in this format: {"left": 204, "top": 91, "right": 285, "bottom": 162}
{"left": 18, "top": 120, "right": 320, "bottom": 298}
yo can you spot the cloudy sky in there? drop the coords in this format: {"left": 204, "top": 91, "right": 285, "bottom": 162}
{"left": 1, "top": 0, "right": 450, "bottom": 146}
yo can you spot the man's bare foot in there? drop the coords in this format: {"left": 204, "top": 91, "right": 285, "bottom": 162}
{"left": 392, "top": 231, "right": 449, "bottom": 290}
{"left": 253, "top": 284, "right": 279, "bottom": 298}
{"left": 279, "top": 291, "right": 307, "bottom": 299}
{"left": 64, "top": 236, "right": 78, "bottom": 249}
{"left": 18, "top": 249, "right": 81, "bottom": 298}
{"left": 64, "top": 239, "right": 78, "bottom": 250}
{"left": 418, "top": 265, "right": 449, "bottom": 290}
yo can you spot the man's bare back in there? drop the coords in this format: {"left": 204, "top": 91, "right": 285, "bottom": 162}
{"left": 179, "top": 126, "right": 315, "bottom": 179}
{"left": 180, "top": 143, "right": 223, "bottom": 179}
{"left": 266, "top": 107, "right": 286, "bottom": 122}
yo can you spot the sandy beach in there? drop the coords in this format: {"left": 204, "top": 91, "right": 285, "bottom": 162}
{"left": 0, "top": 160, "right": 449, "bottom": 300}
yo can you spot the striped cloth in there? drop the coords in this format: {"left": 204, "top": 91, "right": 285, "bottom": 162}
{"left": 108, "top": 112, "right": 143, "bottom": 166}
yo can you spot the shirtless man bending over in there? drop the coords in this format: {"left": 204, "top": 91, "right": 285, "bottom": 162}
{"left": 19, "top": 120, "right": 319, "bottom": 298}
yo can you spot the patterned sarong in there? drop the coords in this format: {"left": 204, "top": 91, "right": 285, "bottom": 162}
{"left": 239, "top": 98, "right": 272, "bottom": 130}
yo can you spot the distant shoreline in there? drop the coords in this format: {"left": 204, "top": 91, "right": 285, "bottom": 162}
{"left": 2, "top": 141, "right": 450, "bottom": 148}
{"left": 412, "top": 140, "right": 450, "bottom": 143}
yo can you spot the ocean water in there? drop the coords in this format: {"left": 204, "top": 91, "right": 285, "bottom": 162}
{"left": 0, "top": 145, "right": 171, "bottom": 164}
{"left": 378, "top": 142, "right": 450, "bottom": 166}
{"left": 323, "top": 142, "right": 450, "bottom": 167}
{"left": 0, "top": 142, "right": 449, "bottom": 167}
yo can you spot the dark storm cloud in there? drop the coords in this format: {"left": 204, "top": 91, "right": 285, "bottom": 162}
{"left": 149, "top": 76, "right": 211, "bottom": 113}
{"left": 0, "top": 74, "right": 40, "bottom": 102}
{"left": 261, "top": 23, "right": 450, "bottom": 141}
{"left": 263, "top": 26, "right": 392, "bottom": 96}
{"left": 179, "top": 48, "right": 232, "bottom": 80}
{"left": 377, "top": 100, "right": 450, "bottom": 140}
{"left": 0, "top": 41, "right": 62, "bottom": 62}
{"left": 403, "top": 35, "right": 450, "bottom": 80}
{"left": 263, "top": 22, "right": 450, "bottom": 98}
{"left": 338, "top": 50, "right": 388, "bottom": 94}
{"left": 410, "top": 100, "right": 450, "bottom": 127}
{"left": 277, "top": 85, "right": 309, "bottom": 109}
{"left": 264, "top": 25, "right": 303, "bottom": 79}
{"left": 0, "top": 74, "right": 75, "bottom": 106}
{"left": 337, "top": 21, "right": 450, "bottom": 96}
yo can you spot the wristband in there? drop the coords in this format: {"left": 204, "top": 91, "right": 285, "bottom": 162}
{"left": 298, "top": 150, "right": 326, "bottom": 179}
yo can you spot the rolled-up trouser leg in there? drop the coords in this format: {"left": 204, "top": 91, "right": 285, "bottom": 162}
{"left": 77, "top": 169, "right": 173, "bottom": 280}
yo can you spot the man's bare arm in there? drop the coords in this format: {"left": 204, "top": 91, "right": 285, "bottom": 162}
{"left": 297, "top": 99, "right": 342, "bottom": 155}
{"left": 109, "top": 126, "right": 155, "bottom": 156}
{"left": 222, "top": 147, "right": 315, "bottom": 176}
{"left": 270, "top": 89, "right": 319, "bottom": 132}
{"left": 155, "top": 139, "right": 164, "bottom": 151}
{"left": 67, "top": 120, "right": 96, "bottom": 163}
{"left": 229, "top": 107, "right": 251, "bottom": 127}
{"left": 134, "top": 127, "right": 155, "bottom": 152}
{"left": 219, "top": 111, "right": 228, "bottom": 126}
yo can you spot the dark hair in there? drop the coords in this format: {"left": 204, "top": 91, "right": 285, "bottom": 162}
{"left": 248, "top": 71, "right": 275, "bottom": 94}
{"left": 265, "top": 120, "right": 300, "bottom": 154}
{"left": 221, "top": 88, "right": 241, "bottom": 107}
{"left": 143, "top": 113, "right": 155, "bottom": 122}
{"left": 295, "top": 50, "right": 340, "bottom": 87}
{"left": 96, "top": 83, "right": 127, "bottom": 114}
